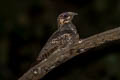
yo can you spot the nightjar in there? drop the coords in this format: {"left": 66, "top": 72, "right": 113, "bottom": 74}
{"left": 36, "top": 12, "right": 79, "bottom": 62}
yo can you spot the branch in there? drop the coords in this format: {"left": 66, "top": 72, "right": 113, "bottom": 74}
{"left": 18, "top": 27, "right": 120, "bottom": 80}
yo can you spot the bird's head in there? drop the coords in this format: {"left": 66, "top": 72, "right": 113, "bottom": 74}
{"left": 57, "top": 12, "right": 78, "bottom": 27}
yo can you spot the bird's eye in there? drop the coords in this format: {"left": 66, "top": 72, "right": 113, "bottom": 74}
{"left": 63, "top": 14, "right": 68, "bottom": 18}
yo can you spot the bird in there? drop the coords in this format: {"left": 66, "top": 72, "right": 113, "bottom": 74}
{"left": 36, "top": 12, "right": 80, "bottom": 62}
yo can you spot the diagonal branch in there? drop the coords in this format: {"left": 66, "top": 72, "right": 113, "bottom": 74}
{"left": 18, "top": 27, "right": 120, "bottom": 80}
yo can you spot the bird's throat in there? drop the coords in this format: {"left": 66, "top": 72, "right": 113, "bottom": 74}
{"left": 58, "top": 19, "right": 71, "bottom": 28}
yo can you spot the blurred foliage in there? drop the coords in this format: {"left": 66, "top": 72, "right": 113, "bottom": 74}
{"left": 0, "top": 0, "right": 120, "bottom": 80}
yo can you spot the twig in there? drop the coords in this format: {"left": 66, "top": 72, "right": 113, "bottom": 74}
{"left": 18, "top": 27, "right": 120, "bottom": 80}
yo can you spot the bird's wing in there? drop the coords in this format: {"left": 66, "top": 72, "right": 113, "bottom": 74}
{"left": 36, "top": 29, "right": 76, "bottom": 62}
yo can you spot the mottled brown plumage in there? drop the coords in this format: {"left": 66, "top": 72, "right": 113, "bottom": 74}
{"left": 36, "top": 12, "right": 79, "bottom": 62}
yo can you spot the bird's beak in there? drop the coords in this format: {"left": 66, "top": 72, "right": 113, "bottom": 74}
{"left": 69, "top": 12, "right": 78, "bottom": 16}
{"left": 73, "top": 12, "right": 78, "bottom": 16}
{"left": 67, "top": 12, "right": 78, "bottom": 16}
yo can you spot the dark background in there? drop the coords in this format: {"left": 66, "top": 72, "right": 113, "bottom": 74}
{"left": 0, "top": 0, "right": 120, "bottom": 80}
